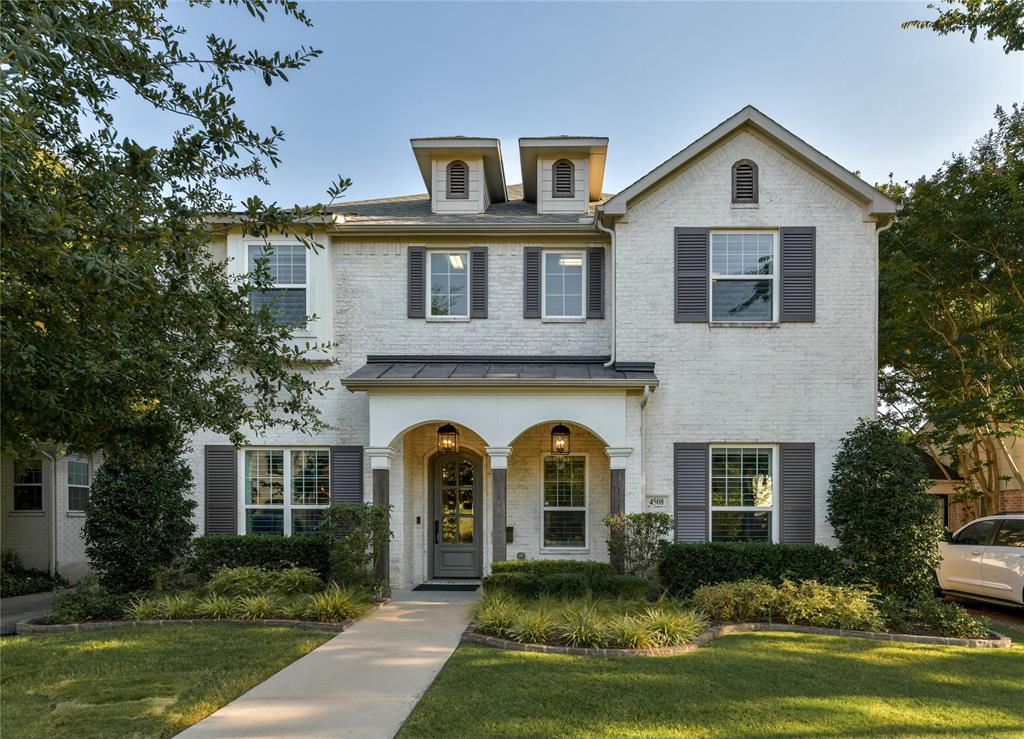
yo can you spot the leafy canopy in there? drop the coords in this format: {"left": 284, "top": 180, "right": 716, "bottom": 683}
{"left": 1, "top": 0, "right": 349, "bottom": 454}
{"left": 878, "top": 105, "right": 1024, "bottom": 515}
{"left": 903, "top": 0, "right": 1024, "bottom": 53}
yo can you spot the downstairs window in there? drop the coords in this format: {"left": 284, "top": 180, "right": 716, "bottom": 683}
{"left": 710, "top": 446, "right": 776, "bottom": 542}
{"left": 243, "top": 449, "right": 329, "bottom": 535}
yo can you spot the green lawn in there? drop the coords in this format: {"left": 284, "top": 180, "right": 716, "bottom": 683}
{"left": 0, "top": 624, "right": 331, "bottom": 738}
{"left": 400, "top": 627, "right": 1024, "bottom": 738}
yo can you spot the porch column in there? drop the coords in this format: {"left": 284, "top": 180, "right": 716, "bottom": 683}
{"left": 486, "top": 447, "right": 512, "bottom": 566}
{"left": 367, "top": 447, "right": 396, "bottom": 591}
{"left": 606, "top": 448, "right": 632, "bottom": 516}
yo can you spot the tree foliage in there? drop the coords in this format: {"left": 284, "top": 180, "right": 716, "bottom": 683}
{"left": 826, "top": 419, "right": 944, "bottom": 595}
{"left": 1, "top": 0, "right": 349, "bottom": 455}
{"left": 603, "top": 512, "right": 672, "bottom": 578}
{"left": 83, "top": 445, "right": 198, "bottom": 592}
{"left": 878, "top": 105, "right": 1024, "bottom": 517}
{"left": 318, "top": 503, "right": 391, "bottom": 590}
{"left": 903, "top": 0, "right": 1024, "bottom": 53}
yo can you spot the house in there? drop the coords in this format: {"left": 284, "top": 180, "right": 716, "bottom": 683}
{"left": 1, "top": 107, "right": 899, "bottom": 587}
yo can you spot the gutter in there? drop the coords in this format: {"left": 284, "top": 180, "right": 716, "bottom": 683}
{"left": 342, "top": 378, "right": 660, "bottom": 392}
{"left": 594, "top": 212, "right": 616, "bottom": 368}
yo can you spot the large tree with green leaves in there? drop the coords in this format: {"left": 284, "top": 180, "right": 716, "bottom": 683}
{"left": 903, "top": 0, "right": 1024, "bottom": 53}
{"left": 879, "top": 105, "right": 1024, "bottom": 517}
{"left": 1, "top": 0, "right": 348, "bottom": 455}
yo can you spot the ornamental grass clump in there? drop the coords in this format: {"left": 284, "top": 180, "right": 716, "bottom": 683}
{"left": 473, "top": 595, "right": 519, "bottom": 639}
{"left": 558, "top": 601, "right": 610, "bottom": 648}
{"left": 607, "top": 615, "right": 659, "bottom": 650}
{"left": 639, "top": 606, "right": 707, "bottom": 647}
{"left": 157, "top": 593, "right": 199, "bottom": 620}
{"left": 125, "top": 596, "right": 163, "bottom": 621}
{"left": 197, "top": 594, "right": 235, "bottom": 620}
{"left": 303, "top": 584, "right": 371, "bottom": 622}
{"left": 508, "top": 609, "right": 558, "bottom": 644}
{"left": 233, "top": 594, "right": 280, "bottom": 620}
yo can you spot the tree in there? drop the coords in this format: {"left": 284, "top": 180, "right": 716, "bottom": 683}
{"left": 878, "top": 105, "right": 1024, "bottom": 517}
{"left": 83, "top": 445, "right": 198, "bottom": 592}
{"left": 1, "top": 1, "right": 349, "bottom": 455}
{"left": 903, "top": 0, "right": 1024, "bottom": 53}
{"left": 827, "top": 420, "right": 944, "bottom": 594}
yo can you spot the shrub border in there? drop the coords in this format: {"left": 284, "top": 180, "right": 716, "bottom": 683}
{"left": 16, "top": 617, "right": 351, "bottom": 635}
{"left": 463, "top": 621, "right": 1012, "bottom": 657}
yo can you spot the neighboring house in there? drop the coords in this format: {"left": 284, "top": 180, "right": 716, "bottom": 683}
{"left": 1, "top": 106, "right": 899, "bottom": 587}
{"left": 924, "top": 435, "right": 1024, "bottom": 531}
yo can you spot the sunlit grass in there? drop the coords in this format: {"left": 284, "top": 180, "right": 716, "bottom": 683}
{"left": 0, "top": 624, "right": 330, "bottom": 738}
{"left": 400, "top": 629, "right": 1024, "bottom": 738}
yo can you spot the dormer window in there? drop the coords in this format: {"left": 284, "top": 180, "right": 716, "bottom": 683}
{"left": 552, "top": 159, "right": 574, "bottom": 198}
{"left": 446, "top": 160, "right": 469, "bottom": 199}
{"left": 732, "top": 159, "right": 758, "bottom": 203}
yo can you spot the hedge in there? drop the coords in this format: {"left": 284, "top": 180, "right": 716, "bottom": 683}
{"left": 482, "top": 571, "right": 648, "bottom": 600}
{"left": 490, "top": 559, "right": 616, "bottom": 577}
{"left": 659, "top": 542, "right": 847, "bottom": 597}
{"left": 189, "top": 535, "right": 331, "bottom": 580}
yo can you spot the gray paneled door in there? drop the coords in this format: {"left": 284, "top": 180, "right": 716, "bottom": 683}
{"left": 430, "top": 452, "right": 482, "bottom": 579}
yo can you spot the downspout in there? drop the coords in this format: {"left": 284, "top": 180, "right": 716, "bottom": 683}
{"left": 639, "top": 384, "right": 652, "bottom": 496}
{"left": 594, "top": 212, "right": 616, "bottom": 368}
{"left": 873, "top": 215, "right": 895, "bottom": 418}
{"left": 39, "top": 449, "right": 57, "bottom": 576}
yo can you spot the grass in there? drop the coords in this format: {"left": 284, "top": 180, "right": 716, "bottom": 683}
{"left": 399, "top": 625, "right": 1024, "bottom": 738}
{"left": 0, "top": 624, "right": 331, "bottom": 738}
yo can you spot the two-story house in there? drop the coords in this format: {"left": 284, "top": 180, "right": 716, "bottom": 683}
{"left": 1, "top": 107, "right": 899, "bottom": 587}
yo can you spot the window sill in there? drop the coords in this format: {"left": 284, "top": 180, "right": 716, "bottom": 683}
{"left": 539, "top": 548, "right": 590, "bottom": 555}
{"left": 67, "top": 511, "right": 86, "bottom": 518}
{"left": 9, "top": 510, "right": 44, "bottom": 517}
{"left": 731, "top": 202, "right": 759, "bottom": 209}
{"left": 541, "top": 317, "right": 586, "bottom": 324}
{"left": 425, "top": 316, "right": 471, "bottom": 323}
{"left": 709, "top": 321, "right": 779, "bottom": 329}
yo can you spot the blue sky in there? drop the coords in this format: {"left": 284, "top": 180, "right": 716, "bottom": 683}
{"left": 133, "top": 1, "right": 1021, "bottom": 206}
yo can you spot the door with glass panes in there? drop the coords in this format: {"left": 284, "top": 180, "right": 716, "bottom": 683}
{"left": 430, "top": 452, "right": 482, "bottom": 578}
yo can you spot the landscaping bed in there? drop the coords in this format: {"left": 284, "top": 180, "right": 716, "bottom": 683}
{"left": 1, "top": 550, "right": 67, "bottom": 598}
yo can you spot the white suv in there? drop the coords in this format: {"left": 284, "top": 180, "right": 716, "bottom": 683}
{"left": 937, "top": 514, "right": 1024, "bottom": 606}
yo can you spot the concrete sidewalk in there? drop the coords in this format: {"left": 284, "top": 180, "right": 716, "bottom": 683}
{"left": 178, "top": 588, "right": 478, "bottom": 738}
{"left": 1, "top": 591, "right": 57, "bottom": 635}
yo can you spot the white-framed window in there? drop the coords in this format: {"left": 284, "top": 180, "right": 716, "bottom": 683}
{"left": 541, "top": 454, "right": 587, "bottom": 548}
{"left": 248, "top": 243, "right": 308, "bottom": 326}
{"left": 428, "top": 250, "right": 469, "bottom": 318}
{"left": 67, "top": 459, "right": 91, "bottom": 512}
{"left": 542, "top": 251, "right": 585, "bottom": 319}
{"left": 241, "top": 448, "right": 330, "bottom": 536}
{"left": 709, "top": 445, "right": 777, "bottom": 542}
{"left": 13, "top": 459, "right": 43, "bottom": 511}
{"left": 710, "top": 231, "right": 777, "bottom": 322}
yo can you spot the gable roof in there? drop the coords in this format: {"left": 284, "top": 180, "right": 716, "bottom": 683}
{"left": 598, "top": 105, "right": 899, "bottom": 220}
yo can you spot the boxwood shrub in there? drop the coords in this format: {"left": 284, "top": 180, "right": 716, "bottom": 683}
{"left": 490, "top": 559, "right": 616, "bottom": 577}
{"left": 659, "top": 542, "right": 846, "bottom": 597}
{"left": 482, "top": 571, "right": 648, "bottom": 600}
{"left": 189, "top": 535, "right": 331, "bottom": 580}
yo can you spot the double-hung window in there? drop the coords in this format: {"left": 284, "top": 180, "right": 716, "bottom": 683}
{"left": 710, "top": 445, "right": 776, "bottom": 542}
{"left": 248, "top": 244, "right": 307, "bottom": 326}
{"left": 13, "top": 459, "right": 43, "bottom": 511}
{"left": 542, "top": 455, "right": 587, "bottom": 548}
{"left": 542, "top": 251, "right": 585, "bottom": 319}
{"left": 428, "top": 251, "right": 469, "bottom": 318}
{"left": 710, "top": 232, "right": 777, "bottom": 322}
{"left": 67, "top": 460, "right": 91, "bottom": 512}
{"left": 243, "top": 449, "right": 330, "bottom": 535}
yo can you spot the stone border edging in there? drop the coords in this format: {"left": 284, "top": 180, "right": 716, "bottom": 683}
{"left": 16, "top": 617, "right": 351, "bottom": 635}
{"left": 463, "top": 621, "right": 1012, "bottom": 657}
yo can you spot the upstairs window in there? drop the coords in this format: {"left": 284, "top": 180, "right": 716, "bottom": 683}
{"left": 67, "top": 460, "right": 91, "bottom": 512}
{"left": 428, "top": 251, "right": 469, "bottom": 318}
{"left": 13, "top": 459, "right": 43, "bottom": 511}
{"left": 552, "top": 159, "right": 575, "bottom": 198}
{"left": 732, "top": 159, "right": 758, "bottom": 203}
{"left": 248, "top": 244, "right": 307, "bottom": 326}
{"left": 542, "top": 251, "right": 585, "bottom": 319}
{"left": 446, "top": 160, "right": 469, "bottom": 199}
{"left": 710, "top": 232, "right": 776, "bottom": 322}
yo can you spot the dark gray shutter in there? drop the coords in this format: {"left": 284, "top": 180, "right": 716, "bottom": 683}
{"left": 780, "top": 227, "right": 815, "bottom": 322}
{"left": 586, "top": 246, "right": 604, "bottom": 319}
{"left": 674, "top": 443, "right": 708, "bottom": 542}
{"left": 408, "top": 246, "right": 425, "bottom": 318}
{"left": 674, "top": 228, "right": 709, "bottom": 322}
{"left": 205, "top": 445, "right": 237, "bottom": 535}
{"left": 470, "top": 246, "right": 488, "bottom": 319}
{"left": 331, "top": 446, "right": 364, "bottom": 505}
{"left": 523, "top": 246, "right": 541, "bottom": 318}
{"left": 779, "top": 443, "right": 815, "bottom": 543}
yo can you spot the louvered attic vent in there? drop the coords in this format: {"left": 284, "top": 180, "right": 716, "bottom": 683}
{"left": 552, "top": 159, "right": 574, "bottom": 198}
{"left": 447, "top": 160, "right": 469, "bottom": 199}
{"left": 732, "top": 159, "right": 758, "bottom": 203}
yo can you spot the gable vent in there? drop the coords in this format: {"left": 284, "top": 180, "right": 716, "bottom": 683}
{"left": 731, "top": 159, "right": 758, "bottom": 203}
{"left": 552, "top": 159, "right": 574, "bottom": 198}
{"left": 447, "top": 160, "right": 469, "bottom": 199}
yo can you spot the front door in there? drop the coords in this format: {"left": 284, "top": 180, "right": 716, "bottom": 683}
{"left": 430, "top": 453, "right": 482, "bottom": 579}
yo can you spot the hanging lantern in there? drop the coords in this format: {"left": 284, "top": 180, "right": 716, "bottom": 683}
{"left": 550, "top": 423, "right": 571, "bottom": 455}
{"left": 437, "top": 423, "right": 459, "bottom": 454}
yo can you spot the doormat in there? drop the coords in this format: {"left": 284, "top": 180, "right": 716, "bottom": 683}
{"left": 412, "top": 584, "right": 480, "bottom": 592}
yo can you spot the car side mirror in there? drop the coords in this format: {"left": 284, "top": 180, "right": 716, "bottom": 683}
{"left": 941, "top": 530, "right": 953, "bottom": 543}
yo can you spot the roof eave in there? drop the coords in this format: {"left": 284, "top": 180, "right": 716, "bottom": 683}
{"left": 341, "top": 378, "right": 659, "bottom": 391}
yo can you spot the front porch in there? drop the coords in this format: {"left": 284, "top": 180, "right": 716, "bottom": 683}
{"left": 342, "top": 356, "right": 656, "bottom": 589}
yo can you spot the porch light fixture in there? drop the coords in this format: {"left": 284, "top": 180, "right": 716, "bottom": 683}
{"left": 437, "top": 423, "right": 460, "bottom": 454}
{"left": 550, "top": 424, "right": 571, "bottom": 455}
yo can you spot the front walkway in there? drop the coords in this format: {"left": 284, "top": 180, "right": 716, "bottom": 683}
{"left": 1, "top": 591, "right": 57, "bottom": 635}
{"left": 179, "top": 589, "right": 478, "bottom": 738}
